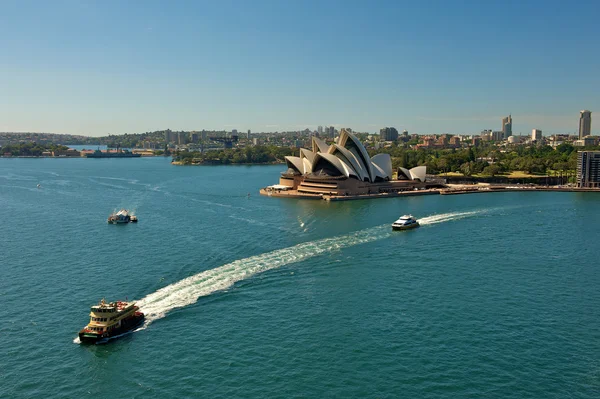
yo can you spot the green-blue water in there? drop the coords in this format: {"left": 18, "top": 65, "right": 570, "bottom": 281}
{"left": 1, "top": 157, "right": 599, "bottom": 398}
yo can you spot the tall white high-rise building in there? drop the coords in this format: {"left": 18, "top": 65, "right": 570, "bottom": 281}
{"left": 579, "top": 110, "right": 592, "bottom": 139}
{"left": 502, "top": 115, "right": 512, "bottom": 139}
{"left": 317, "top": 126, "right": 323, "bottom": 136}
{"left": 532, "top": 129, "right": 542, "bottom": 142}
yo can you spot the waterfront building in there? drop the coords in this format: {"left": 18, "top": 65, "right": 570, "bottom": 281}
{"left": 532, "top": 129, "right": 542, "bottom": 142}
{"left": 576, "top": 151, "right": 600, "bottom": 188}
{"left": 268, "top": 128, "right": 428, "bottom": 197}
{"left": 502, "top": 115, "right": 512, "bottom": 139}
{"left": 380, "top": 127, "right": 399, "bottom": 141}
{"left": 579, "top": 110, "right": 592, "bottom": 139}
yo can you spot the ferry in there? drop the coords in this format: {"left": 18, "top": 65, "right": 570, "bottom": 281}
{"left": 107, "top": 209, "right": 137, "bottom": 224}
{"left": 392, "top": 215, "right": 420, "bottom": 231}
{"left": 78, "top": 299, "right": 145, "bottom": 343}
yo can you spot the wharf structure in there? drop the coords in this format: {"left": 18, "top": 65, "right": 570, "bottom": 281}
{"left": 261, "top": 129, "right": 436, "bottom": 199}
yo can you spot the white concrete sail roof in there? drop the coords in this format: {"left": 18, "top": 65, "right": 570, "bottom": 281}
{"left": 329, "top": 144, "right": 368, "bottom": 181}
{"left": 284, "top": 156, "right": 304, "bottom": 175}
{"left": 371, "top": 154, "right": 393, "bottom": 179}
{"left": 311, "top": 137, "right": 330, "bottom": 153}
{"left": 299, "top": 148, "right": 316, "bottom": 164}
{"left": 409, "top": 166, "right": 427, "bottom": 182}
{"left": 302, "top": 158, "right": 312, "bottom": 174}
{"left": 398, "top": 165, "right": 427, "bottom": 181}
{"left": 337, "top": 130, "right": 374, "bottom": 182}
{"left": 398, "top": 167, "right": 412, "bottom": 180}
{"left": 311, "top": 152, "right": 358, "bottom": 179}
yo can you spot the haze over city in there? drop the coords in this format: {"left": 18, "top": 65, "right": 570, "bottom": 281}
{"left": 1, "top": 0, "right": 598, "bottom": 136}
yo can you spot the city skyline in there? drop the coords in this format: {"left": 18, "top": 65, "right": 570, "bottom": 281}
{"left": 1, "top": 1, "right": 599, "bottom": 137}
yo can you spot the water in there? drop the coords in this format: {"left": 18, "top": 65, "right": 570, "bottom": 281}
{"left": 1, "top": 157, "right": 599, "bottom": 398}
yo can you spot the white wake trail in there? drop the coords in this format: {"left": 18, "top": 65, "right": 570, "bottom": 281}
{"left": 418, "top": 210, "right": 481, "bottom": 225}
{"left": 136, "top": 210, "right": 483, "bottom": 325}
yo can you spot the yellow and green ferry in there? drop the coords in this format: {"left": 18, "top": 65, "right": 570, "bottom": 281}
{"left": 78, "top": 299, "right": 144, "bottom": 343}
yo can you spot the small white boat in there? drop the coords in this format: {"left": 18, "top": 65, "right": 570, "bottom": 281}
{"left": 392, "top": 215, "right": 420, "bottom": 231}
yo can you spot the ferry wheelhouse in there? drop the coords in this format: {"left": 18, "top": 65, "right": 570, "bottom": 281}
{"left": 78, "top": 299, "right": 144, "bottom": 343}
{"left": 392, "top": 215, "right": 420, "bottom": 231}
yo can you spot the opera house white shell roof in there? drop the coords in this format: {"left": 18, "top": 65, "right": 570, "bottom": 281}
{"left": 284, "top": 129, "right": 426, "bottom": 183}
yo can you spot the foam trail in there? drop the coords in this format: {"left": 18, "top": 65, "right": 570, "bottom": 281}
{"left": 418, "top": 210, "right": 481, "bottom": 225}
{"left": 137, "top": 210, "right": 482, "bottom": 325}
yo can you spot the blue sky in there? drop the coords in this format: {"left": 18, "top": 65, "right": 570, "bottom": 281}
{"left": 0, "top": 0, "right": 598, "bottom": 136}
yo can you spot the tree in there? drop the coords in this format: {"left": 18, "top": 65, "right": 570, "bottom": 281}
{"left": 482, "top": 164, "right": 501, "bottom": 176}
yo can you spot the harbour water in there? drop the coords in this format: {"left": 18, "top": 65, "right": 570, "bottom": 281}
{"left": 1, "top": 157, "right": 599, "bottom": 398}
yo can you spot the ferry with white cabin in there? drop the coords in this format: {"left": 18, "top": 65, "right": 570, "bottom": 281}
{"left": 392, "top": 215, "right": 420, "bottom": 231}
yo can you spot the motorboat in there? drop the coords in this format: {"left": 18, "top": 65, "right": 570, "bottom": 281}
{"left": 392, "top": 215, "right": 420, "bottom": 231}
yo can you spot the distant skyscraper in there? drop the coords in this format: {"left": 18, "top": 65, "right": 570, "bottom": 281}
{"left": 532, "top": 129, "right": 542, "bottom": 142}
{"left": 502, "top": 115, "right": 512, "bottom": 139}
{"left": 379, "top": 127, "right": 399, "bottom": 141}
{"left": 328, "top": 126, "right": 335, "bottom": 138}
{"left": 579, "top": 110, "right": 592, "bottom": 139}
{"left": 247, "top": 129, "right": 251, "bottom": 139}
{"left": 317, "top": 126, "right": 323, "bottom": 136}
{"left": 164, "top": 129, "right": 173, "bottom": 143}
{"left": 177, "top": 131, "right": 187, "bottom": 145}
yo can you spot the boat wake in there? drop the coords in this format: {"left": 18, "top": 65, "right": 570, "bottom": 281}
{"left": 135, "top": 209, "right": 484, "bottom": 327}
{"left": 417, "top": 210, "right": 481, "bottom": 225}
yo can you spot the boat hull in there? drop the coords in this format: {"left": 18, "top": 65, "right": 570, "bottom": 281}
{"left": 392, "top": 223, "right": 420, "bottom": 231}
{"left": 78, "top": 313, "right": 145, "bottom": 344}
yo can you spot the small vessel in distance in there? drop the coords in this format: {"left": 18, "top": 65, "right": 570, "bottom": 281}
{"left": 107, "top": 209, "right": 137, "bottom": 224}
{"left": 78, "top": 299, "right": 145, "bottom": 343}
{"left": 392, "top": 215, "right": 420, "bottom": 231}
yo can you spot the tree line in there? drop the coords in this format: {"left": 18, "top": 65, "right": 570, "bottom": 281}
{"left": 0, "top": 142, "right": 70, "bottom": 156}
{"left": 173, "top": 146, "right": 294, "bottom": 165}
{"left": 374, "top": 143, "right": 596, "bottom": 176}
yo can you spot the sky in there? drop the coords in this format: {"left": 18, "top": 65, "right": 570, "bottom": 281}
{"left": 0, "top": 0, "right": 598, "bottom": 137}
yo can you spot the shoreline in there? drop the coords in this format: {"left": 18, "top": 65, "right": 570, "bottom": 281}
{"left": 260, "top": 185, "right": 600, "bottom": 201}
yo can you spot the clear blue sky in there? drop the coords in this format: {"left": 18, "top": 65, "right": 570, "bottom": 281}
{"left": 1, "top": 0, "right": 598, "bottom": 136}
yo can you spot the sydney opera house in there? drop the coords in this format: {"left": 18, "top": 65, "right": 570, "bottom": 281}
{"left": 261, "top": 128, "right": 430, "bottom": 199}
